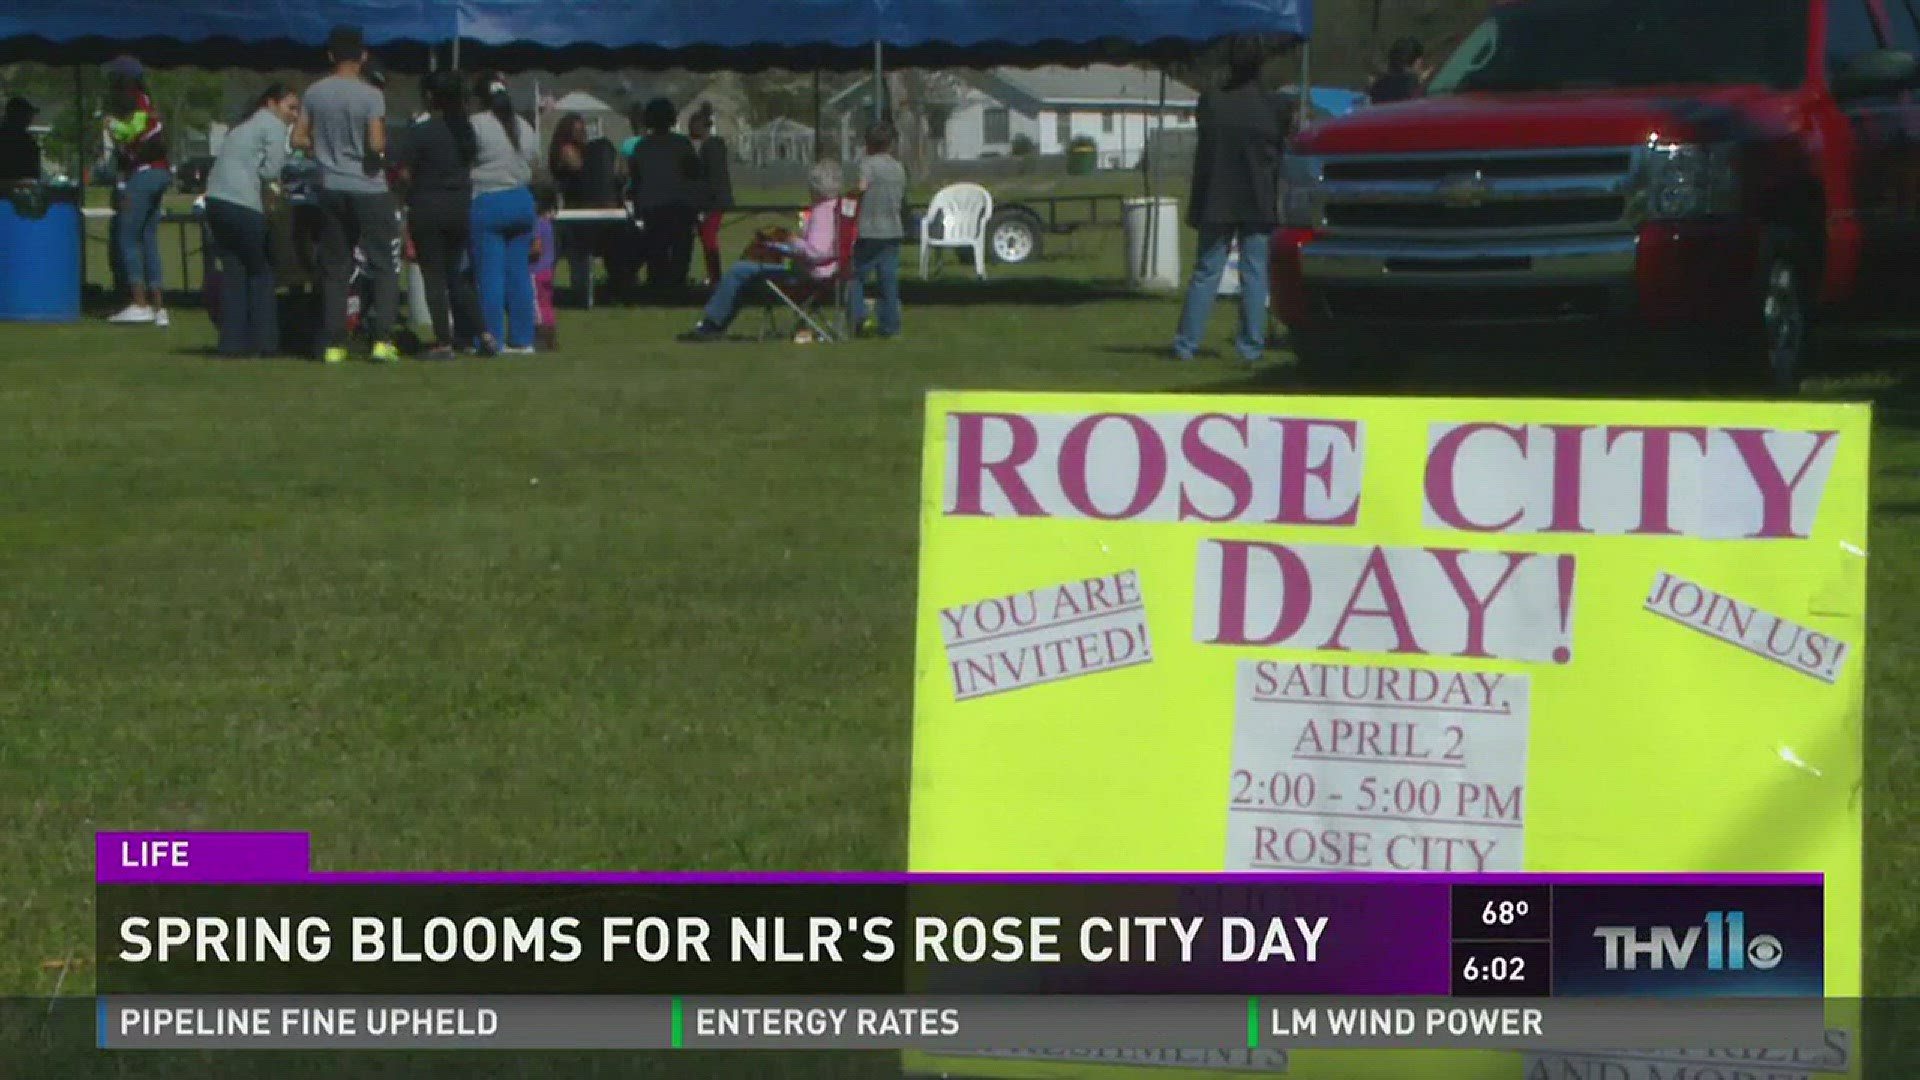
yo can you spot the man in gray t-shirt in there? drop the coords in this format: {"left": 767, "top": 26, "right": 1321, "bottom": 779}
{"left": 849, "top": 122, "right": 908, "bottom": 338}
{"left": 291, "top": 25, "right": 399, "bottom": 362}
{"left": 303, "top": 73, "right": 386, "bottom": 196}
{"left": 857, "top": 151, "right": 906, "bottom": 241}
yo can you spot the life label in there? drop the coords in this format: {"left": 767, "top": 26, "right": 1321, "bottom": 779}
{"left": 1227, "top": 661, "right": 1529, "bottom": 873}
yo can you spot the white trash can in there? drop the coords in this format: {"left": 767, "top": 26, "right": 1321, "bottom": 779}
{"left": 1123, "top": 197, "right": 1181, "bottom": 291}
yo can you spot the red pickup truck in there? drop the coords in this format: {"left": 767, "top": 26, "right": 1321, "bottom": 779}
{"left": 1271, "top": 0, "right": 1920, "bottom": 390}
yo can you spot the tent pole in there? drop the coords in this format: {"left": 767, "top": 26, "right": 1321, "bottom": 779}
{"left": 813, "top": 70, "right": 823, "bottom": 159}
{"left": 1142, "top": 70, "right": 1167, "bottom": 284}
{"left": 452, "top": 36, "right": 461, "bottom": 72}
{"left": 75, "top": 64, "right": 87, "bottom": 292}
{"left": 1298, "top": 42, "right": 1312, "bottom": 132}
{"left": 873, "top": 41, "right": 884, "bottom": 123}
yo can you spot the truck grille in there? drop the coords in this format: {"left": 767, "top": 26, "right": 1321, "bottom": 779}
{"left": 1326, "top": 198, "right": 1627, "bottom": 231}
{"left": 1319, "top": 284, "right": 1624, "bottom": 325}
{"left": 1314, "top": 148, "right": 1639, "bottom": 237}
{"left": 1322, "top": 153, "right": 1633, "bottom": 183}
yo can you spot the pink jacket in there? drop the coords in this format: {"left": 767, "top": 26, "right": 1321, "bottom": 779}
{"left": 792, "top": 198, "right": 839, "bottom": 280}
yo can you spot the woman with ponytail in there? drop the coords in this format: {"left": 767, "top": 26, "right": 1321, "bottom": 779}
{"left": 202, "top": 84, "right": 299, "bottom": 355}
{"left": 397, "top": 72, "right": 484, "bottom": 357}
{"left": 467, "top": 72, "right": 541, "bottom": 353}
{"left": 103, "top": 57, "right": 174, "bottom": 326}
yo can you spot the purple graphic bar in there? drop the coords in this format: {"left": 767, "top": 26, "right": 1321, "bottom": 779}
{"left": 97, "top": 832, "right": 312, "bottom": 884}
{"left": 96, "top": 832, "right": 1824, "bottom": 887}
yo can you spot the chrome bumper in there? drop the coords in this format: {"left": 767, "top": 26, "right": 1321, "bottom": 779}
{"left": 1298, "top": 234, "right": 1639, "bottom": 287}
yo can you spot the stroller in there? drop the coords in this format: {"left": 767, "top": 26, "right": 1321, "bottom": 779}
{"left": 198, "top": 188, "right": 375, "bottom": 346}
{"left": 205, "top": 156, "right": 422, "bottom": 356}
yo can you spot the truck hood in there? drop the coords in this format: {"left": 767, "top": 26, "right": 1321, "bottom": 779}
{"left": 1294, "top": 86, "right": 1798, "bottom": 155}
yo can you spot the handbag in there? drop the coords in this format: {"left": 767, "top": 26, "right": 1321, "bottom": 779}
{"left": 741, "top": 225, "right": 794, "bottom": 264}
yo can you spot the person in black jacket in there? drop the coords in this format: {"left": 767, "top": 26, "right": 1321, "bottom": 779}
{"left": 0, "top": 97, "right": 41, "bottom": 182}
{"left": 688, "top": 103, "right": 735, "bottom": 285}
{"left": 1172, "top": 35, "right": 1288, "bottom": 364}
{"left": 1368, "top": 39, "right": 1429, "bottom": 105}
{"left": 626, "top": 98, "right": 704, "bottom": 291}
{"left": 396, "top": 72, "right": 487, "bottom": 357}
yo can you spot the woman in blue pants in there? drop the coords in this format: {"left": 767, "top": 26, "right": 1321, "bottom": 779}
{"left": 467, "top": 72, "right": 540, "bottom": 353}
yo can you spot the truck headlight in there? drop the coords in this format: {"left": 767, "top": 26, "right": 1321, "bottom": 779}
{"left": 1277, "top": 155, "right": 1325, "bottom": 227}
{"left": 1644, "top": 142, "right": 1739, "bottom": 220}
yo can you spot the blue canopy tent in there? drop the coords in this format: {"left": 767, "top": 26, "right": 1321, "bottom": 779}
{"left": 0, "top": 0, "right": 449, "bottom": 70}
{"left": 1, "top": 0, "right": 1310, "bottom": 71}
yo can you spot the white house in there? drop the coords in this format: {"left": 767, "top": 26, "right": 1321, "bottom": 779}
{"left": 741, "top": 117, "right": 817, "bottom": 166}
{"left": 544, "top": 90, "right": 627, "bottom": 143}
{"left": 943, "top": 66, "right": 1200, "bottom": 168}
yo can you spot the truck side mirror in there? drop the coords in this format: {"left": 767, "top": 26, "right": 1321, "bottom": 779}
{"left": 1834, "top": 49, "right": 1920, "bottom": 98}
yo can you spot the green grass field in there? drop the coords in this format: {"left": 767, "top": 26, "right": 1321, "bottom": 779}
{"left": 3, "top": 228, "right": 1917, "bottom": 1055}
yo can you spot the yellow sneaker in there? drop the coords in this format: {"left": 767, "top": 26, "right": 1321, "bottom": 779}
{"left": 370, "top": 342, "right": 401, "bottom": 364}
{"left": 322, "top": 347, "right": 349, "bottom": 365}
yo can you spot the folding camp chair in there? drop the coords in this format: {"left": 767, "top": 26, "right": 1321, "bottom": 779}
{"left": 759, "top": 196, "right": 861, "bottom": 343}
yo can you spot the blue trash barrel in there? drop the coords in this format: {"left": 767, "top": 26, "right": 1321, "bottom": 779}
{"left": 0, "top": 182, "right": 83, "bottom": 322}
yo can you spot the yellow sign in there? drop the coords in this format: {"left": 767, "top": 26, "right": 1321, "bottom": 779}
{"left": 906, "top": 392, "right": 1867, "bottom": 1080}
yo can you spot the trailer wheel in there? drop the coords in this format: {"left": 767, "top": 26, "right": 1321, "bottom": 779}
{"left": 987, "top": 209, "right": 1044, "bottom": 265}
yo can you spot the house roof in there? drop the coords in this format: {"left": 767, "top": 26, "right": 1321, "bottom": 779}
{"left": 550, "top": 90, "right": 617, "bottom": 114}
{"left": 750, "top": 117, "right": 815, "bottom": 137}
{"left": 976, "top": 65, "right": 1200, "bottom": 110}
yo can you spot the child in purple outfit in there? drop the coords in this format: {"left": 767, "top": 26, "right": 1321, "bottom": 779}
{"left": 531, "top": 184, "right": 559, "bottom": 351}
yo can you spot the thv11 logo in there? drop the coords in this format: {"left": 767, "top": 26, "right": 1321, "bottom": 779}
{"left": 1594, "top": 911, "right": 1784, "bottom": 971}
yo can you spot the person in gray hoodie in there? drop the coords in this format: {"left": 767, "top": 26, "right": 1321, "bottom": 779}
{"left": 204, "top": 84, "right": 299, "bottom": 356}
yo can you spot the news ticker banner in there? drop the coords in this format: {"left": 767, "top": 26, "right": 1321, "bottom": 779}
{"left": 906, "top": 393, "right": 1866, "bottom": 1080}
{"left": 97, "top": 996, "right": 1826, "bottom": 1052}
{"left": 95, "top": 833, "right": 1823, "bottom": 1000}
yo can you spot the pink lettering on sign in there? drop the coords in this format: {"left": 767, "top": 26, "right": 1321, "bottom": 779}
{"left": 1193, "top": 541, "right": 1576, "bottom": 665}
{"left": 942, "top": 570, "right": 1154, "bottom": 701}
{"left": 1423, "top": 423, "right": 1839, "bottom": 539}
{"left": 944, "top": 412, "right": 1364, "bottom": 525}
{"left": 1644, "top": 571, "right": 1851, "bottom": 683}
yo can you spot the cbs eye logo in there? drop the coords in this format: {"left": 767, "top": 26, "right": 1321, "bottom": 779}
{"left": 1745, "top": 932, "right": 1784, "bottom": 970}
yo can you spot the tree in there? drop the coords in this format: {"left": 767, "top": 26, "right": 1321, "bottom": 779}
{"left": 147, "top": 68, "right": 239, "bottom": 152}
{"left": 884, "top": 69, "right": 965, "bottom": 175}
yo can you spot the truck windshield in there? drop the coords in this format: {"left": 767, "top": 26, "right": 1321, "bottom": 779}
{"left": 1426, "top": 0, "right": 1809, "bottom": 94}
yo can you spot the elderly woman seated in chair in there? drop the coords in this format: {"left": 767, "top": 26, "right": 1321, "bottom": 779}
{"left": 678, "top": 160, "right": 843, "bottom": 342}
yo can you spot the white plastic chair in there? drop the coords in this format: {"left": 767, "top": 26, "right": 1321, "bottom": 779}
{"left": 919, "top": 182, "right": 993, "bottom": 280}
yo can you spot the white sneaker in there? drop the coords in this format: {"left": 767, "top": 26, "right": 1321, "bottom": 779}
{"left": 503, "top": 346, "right": 536, "bottom": 355}
{"left": 153, "top": 309, "right": 170, "bottom": 328}
{"left": 108, "top": 304, "right": 155, "bottom": 324}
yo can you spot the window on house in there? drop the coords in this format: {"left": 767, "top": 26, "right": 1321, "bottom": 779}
{"left": 1056, "top": 111, "right": 1071, "bottom": 146}
{"left": 1102, "top": 111, "right": 1115, "bottom": 133}
{"left": 984, "top": 107, "right": 1011, "bottom": 145}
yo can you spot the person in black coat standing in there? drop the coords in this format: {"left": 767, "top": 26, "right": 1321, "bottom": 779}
{"left": 1173, "top": 36, "right": 1289, "bottom": 364}
{"left": 627, "top": 98, "right": 704, "bottom": 292}
{"left": 395, "top": 72, "right": 486, "bottom": 356}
